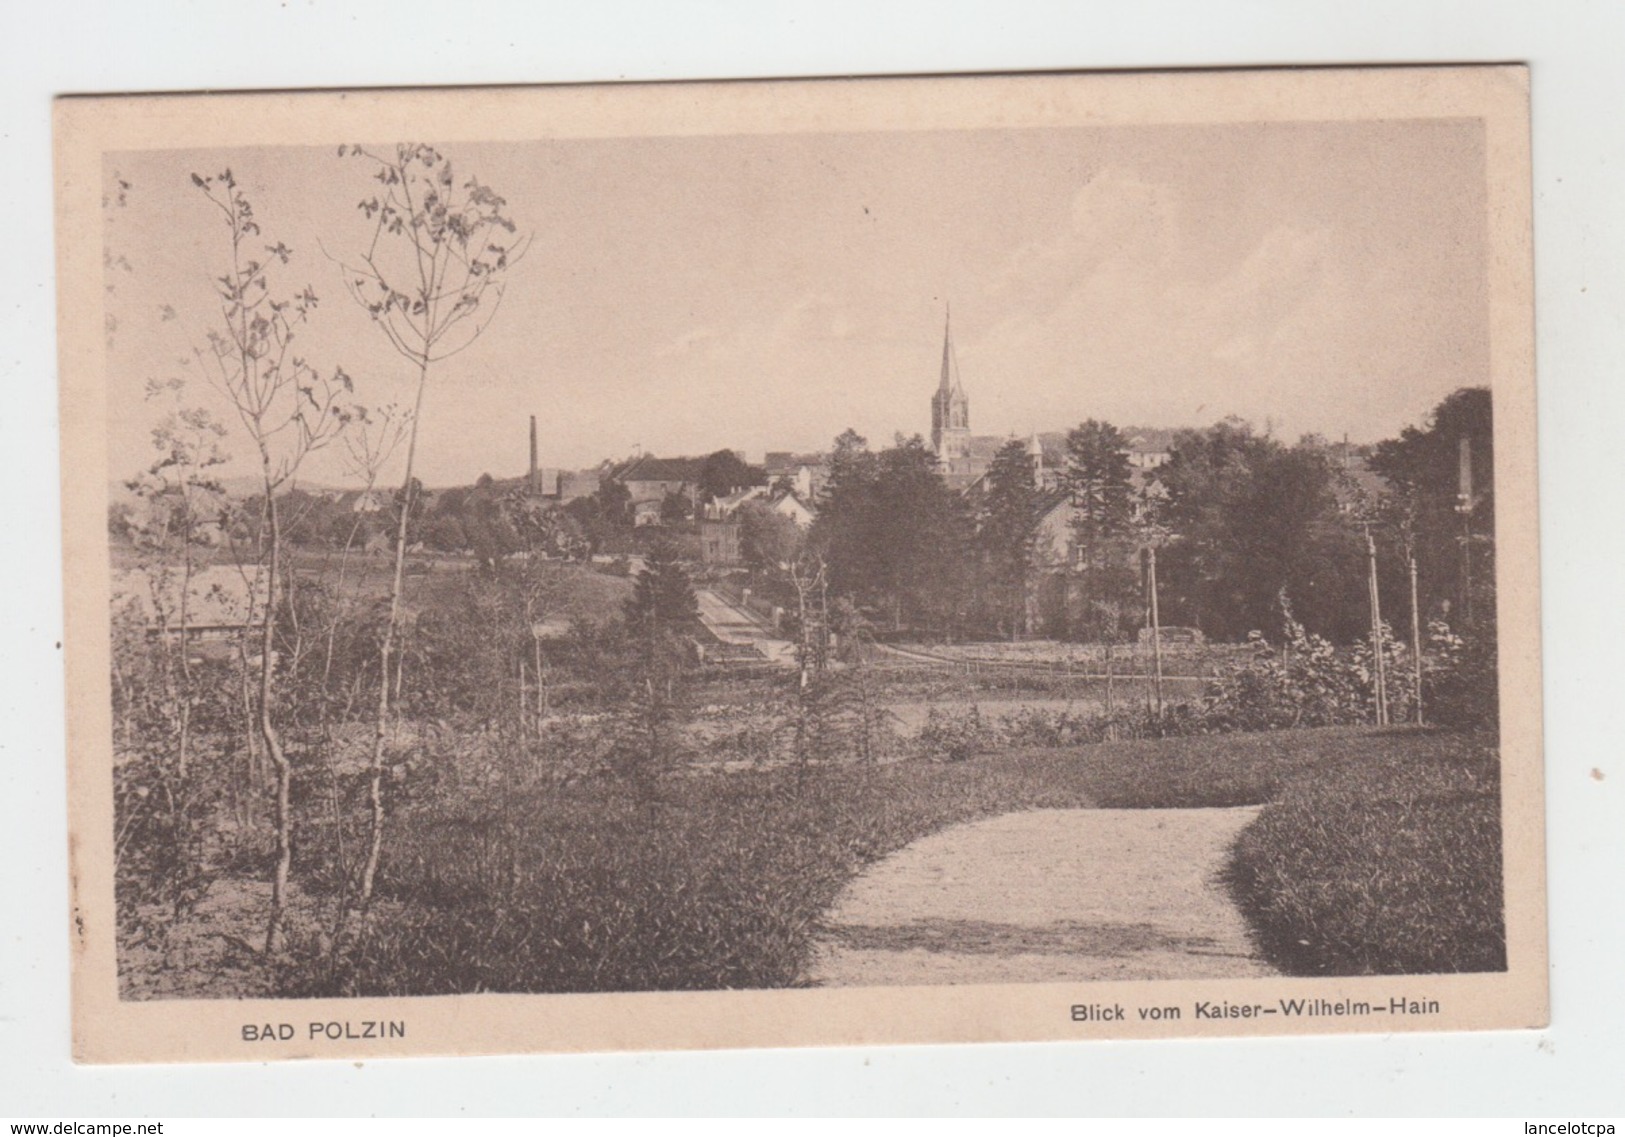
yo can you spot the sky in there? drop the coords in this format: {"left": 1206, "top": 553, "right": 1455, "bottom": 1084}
{"left": 102, "top": 117, "right": 1489, "bottom": 489}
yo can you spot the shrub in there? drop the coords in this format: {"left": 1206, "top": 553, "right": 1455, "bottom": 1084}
{"left": 1423, "top": 619, "right": 1499, "bottom": 732}
{"left": 110, "top": 607, "right": 261, "bottom": 940}
{"left": 1227, "top": 733, "right": 1504, "bottom": 974}
{"left": 1199, "top": 596, "right": 1427, "bottom": 732}
{"left": 119, "top": 722, "right": 1502, "bottom": 997}
{"left": 916, "top": 704, "right": 997, "bottom": 761}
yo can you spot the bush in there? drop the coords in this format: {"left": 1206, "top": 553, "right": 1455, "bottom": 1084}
{"left": 1199, "top": 596, "right": 1430, "bottom": 732}
{"left": 916, "top": 704, "right": 995, "bottom": 761}
{"left": 110, "top": 606, "right": 261, "bottom": 939}
{"left": 1228, "top": 732, "right": 1503, "bottom": 974}
{"left": 911, "top": 701, "right": 1211, "bottom": 758}
{"left": 277, "top": 760, "right": 1103, "bottom": 996}
{"left": 1422, "top": 619, "right": 1499, "bottom": 732}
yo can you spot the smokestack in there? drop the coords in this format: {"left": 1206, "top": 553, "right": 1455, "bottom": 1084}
{"left": 529, "top": 415, "right": 539, "bottom": 492}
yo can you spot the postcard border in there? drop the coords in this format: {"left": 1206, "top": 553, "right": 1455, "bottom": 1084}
{"left": 55, "top": 65, "right": 1543, "bottom": 1064}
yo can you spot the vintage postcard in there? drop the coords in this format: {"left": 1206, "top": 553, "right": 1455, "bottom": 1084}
{"left": 56, "top": 66, "right": 1542, "bottom": 1063}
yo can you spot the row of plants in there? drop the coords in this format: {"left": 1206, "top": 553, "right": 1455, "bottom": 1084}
{"left": 903, "top": 606, "right": 1497, "bottom": 762}
{"left": 266, "top": 725, "right": 1500, "bottom": 996}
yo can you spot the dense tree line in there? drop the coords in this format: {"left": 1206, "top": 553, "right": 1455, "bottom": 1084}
{"left": 1155, "top": 421, "right": 1368, "bottom": 642}
{"left": 803, "top": 389, "right": 1493, "bottom": 649}
{"left": 808, "top": 431, "right": 974, "bottom": 634}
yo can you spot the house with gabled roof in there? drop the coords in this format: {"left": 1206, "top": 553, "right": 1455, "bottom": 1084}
{"left": 764, "top": 452, "right": 827, "bottom": 501}
{"left": 766, "top": 484, "right": 818, "bottom": 528}
{"left": 111, "top": 564, "right": 269, "bottom": 643}
{"left": 605, "top": 454, "right": 708, "bottom": 526}
{"left": 705, "top": 485, "right": 769, "bottom": 520}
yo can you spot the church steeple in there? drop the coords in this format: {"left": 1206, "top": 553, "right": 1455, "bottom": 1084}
{"left": 931, "top": 306, "right": 971, "bottom": 466}
{"left": 939, "top": 305, "right": 963, "bottom": 395}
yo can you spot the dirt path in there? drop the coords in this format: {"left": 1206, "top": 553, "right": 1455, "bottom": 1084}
{"left": 807, "top": 807, "right": 1277, "bottom": 986}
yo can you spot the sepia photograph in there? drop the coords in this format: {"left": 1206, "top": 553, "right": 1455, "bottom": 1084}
{"left": 55, "top": 66, "right": 1544, "bottom": 1062}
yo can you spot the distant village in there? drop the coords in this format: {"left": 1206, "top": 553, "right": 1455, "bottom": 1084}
{"left": 393, "top": 314, "right": 1378, "bottom": 572}
{"left": 318, "top": 315, "right": 1291, "bottom": 551}
{"left": 111, "top": 311, "right": 1398, "bottom": 652}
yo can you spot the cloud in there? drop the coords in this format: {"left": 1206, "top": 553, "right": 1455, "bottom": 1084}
{"left": 988, "top": 168, "right": 1181, "bottom": 301}
{"left": 651, "top": 290, "right": 873, "bottom": 369}
{"left": 968, "top": 193, "right": 1347, "bottom": 433}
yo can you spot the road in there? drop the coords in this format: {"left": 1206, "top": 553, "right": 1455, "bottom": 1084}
{"left": 807, "top": 806, "right": 1277, "bottom": 986}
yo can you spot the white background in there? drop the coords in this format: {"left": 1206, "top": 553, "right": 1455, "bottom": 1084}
{"left": 3, "top": 0, "right": 1622, "bottom": 1117}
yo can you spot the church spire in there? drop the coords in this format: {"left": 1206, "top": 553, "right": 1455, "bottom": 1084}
{"left": 938, "top": 304, "right": 963, "bottom": 394}
{"left": 931, "top": 304, "right": 971, "bottom": 466}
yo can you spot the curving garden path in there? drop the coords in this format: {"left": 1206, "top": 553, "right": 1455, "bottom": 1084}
{"left": 807, "top": 807, "right": 1278, "bottom": 986}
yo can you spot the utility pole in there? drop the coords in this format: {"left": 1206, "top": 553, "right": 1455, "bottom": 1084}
{"left": 1366, "top": 526, "right": 1389, "bottom": 727}
{"left": 1145, "top": 544, "right": 1164, "bottom": 718}
{"left": 1457, "top": 435, "right": 1474, "bottom": 625}
{"left": 1409, "top": 545, "right": 1424, "bottom": 725}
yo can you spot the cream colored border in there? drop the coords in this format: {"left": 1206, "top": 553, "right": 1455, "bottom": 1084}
{"left": 56, "top": 66, "right": 1542, "bottom": 1064}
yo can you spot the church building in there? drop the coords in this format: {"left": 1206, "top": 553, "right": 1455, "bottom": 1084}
{"left": 931, "top": 311, "right": 974, "bottom": 483}
{"left": 928, "top": 311, "right": 1009, "bottom": 491}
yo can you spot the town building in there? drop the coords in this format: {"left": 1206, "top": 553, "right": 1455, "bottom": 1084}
{"left": 111, "top": 564, "right": 269, "bottom": 656}
{"left": 605, "top": 454, "right": 709, "bottom": 526}
{"left": 514, "top": 415, "right": 601, "bottom": 505}
{"left": 763, "top": 452, "right": 827, "bottom": 500}
{"left": 704, "top": 485, "right": 769, "bottom": 520}
{"left": 764, "top": 484, "right": 818, "bottom": 527}
{"left": 928, "top": 312, "right": 1018, "bottom": 491}
{"left": 698, "top": 518, "right": 742, "bottom": 566}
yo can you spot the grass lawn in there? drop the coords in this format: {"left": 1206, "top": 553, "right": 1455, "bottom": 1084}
{"left": 272, "top": 724, "right": 1502, "bottom": 996}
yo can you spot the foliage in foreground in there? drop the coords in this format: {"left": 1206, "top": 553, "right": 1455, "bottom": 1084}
{"left": 270, "top": 726, "right": 1501, "bottom": 996}
{"left": 278, "top": 755, "right": 1096, "bottom": 996}
{"left": 1227, "top": 731, "right": 1504, "bottom": 975}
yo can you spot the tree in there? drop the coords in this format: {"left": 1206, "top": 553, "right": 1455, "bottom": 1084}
{"left": 1368, "top": 387, "right": 1494, "bottom": 626}
{"left": 385, "top": 476, "right": 431, "bottom": 547}
{"left": 419, "top": 511, "right": 467, "bottom": 553}
{"left": 563, "top": 481, "right": 632, "bottom": 555}
{"left": 737, "top": 500, "right": 803, "bottom": 572}
{"left": 1157, "top": 420, "right": 1364, "bottom": 642}
{"left": 1368, "top": 388, "right": 1496, "bottom": 729}
{"left": 618, "top": 539, "right": 697, "bottom": 803}
{"left": 277, "top": 488, "right": 337, "bottom": 548}
{"left": 188, "top": 169, "right": 353, "bottom": 951}
{"left": 822, "top": 428, "right": 877, "bottom": 500}
{"left": 112, "top": 378, "right": 231, "bottom": 943}
{"left": 658, "top": 489, "right": 692, "bottom": 525}
{"left": 1062, "top": 420, "right": 1136, "bottom": 640}
{"left": 697, "top": 448, "right": 766, "bottom": 502}
{"left": 810, "top": 429, "right": 883, "bottom": 603}
{"left": 812, "top": 432, "right": 973, "bottom": 635}
{"left": 336, "top": 143, "right": 526, "bottom": 922}
{"left": 625, "top": 538, "right": 699, "bottom": 632}
{"left": 295, "top": 405, "right": 412, "bottom": 712}
{"left": 501, "top": 490, "right": 581, "bottom": 559}
{"left": 975, "top": 438, "right": 1041, "bottom": 638}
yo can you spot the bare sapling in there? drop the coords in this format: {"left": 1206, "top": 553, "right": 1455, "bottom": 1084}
{"left": 189, "top": 169, "right": 354, "bottom": 953}
{"left": 333, "top": 144, "right": 526, "bottom": 919}
{"left": 319, "top": 405, "right": 412, "bottom": 940}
